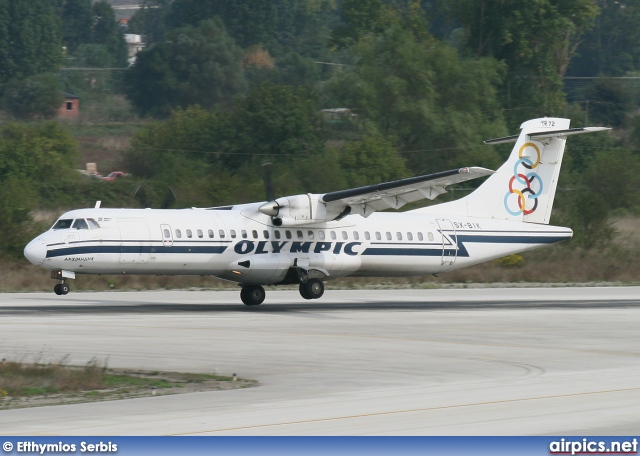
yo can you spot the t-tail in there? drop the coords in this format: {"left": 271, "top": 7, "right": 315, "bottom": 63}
{"left": 424, "top": 117, "right": 610, "bottom": 224}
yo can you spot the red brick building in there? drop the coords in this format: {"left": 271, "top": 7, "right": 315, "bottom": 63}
{"left": 58, "top": 93, "right": 80, "bottom": 119}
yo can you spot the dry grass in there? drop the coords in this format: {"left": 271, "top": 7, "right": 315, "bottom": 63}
{"left": 0, "top": 358, "right": 106, "bottom": 397}
{"left": 0, "top": 357, "right": 256, "bottom": 409}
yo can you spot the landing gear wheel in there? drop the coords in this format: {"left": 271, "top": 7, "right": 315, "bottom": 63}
{"left": 54, "top": 283, "right": 70, "bottom": 295}
{"left": 299, "top": 283, "right": 312, "bottom": 300}
{"left": 240, "top": 285, "right": 265, "bottom": 306}
{"left": 301, "top": 279, "right": 324, "bottom": 300}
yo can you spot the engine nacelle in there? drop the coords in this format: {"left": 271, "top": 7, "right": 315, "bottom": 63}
{"left": 259, "top": 194, "right": 344, "bottom": 227}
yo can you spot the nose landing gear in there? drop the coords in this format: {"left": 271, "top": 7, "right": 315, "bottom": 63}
{"left": 54, "top": 282, "right": 70, "bottom": 295}
{"left": 51, "top": 270, "right": 74, "bottom": 296}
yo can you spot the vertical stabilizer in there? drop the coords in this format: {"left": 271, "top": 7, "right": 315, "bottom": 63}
{"left": 463, "top": 117, "right": 570, "bottom": 224}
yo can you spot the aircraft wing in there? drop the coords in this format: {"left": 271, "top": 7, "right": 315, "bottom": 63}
{"left": 320, "top": 167, "right": 493, "bottom": 217}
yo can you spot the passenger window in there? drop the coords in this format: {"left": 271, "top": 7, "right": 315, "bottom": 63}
{"left": 163, "top": 229, "right": 170, "bottom": 238}
{"left": 263, "top": 230, "right": 270, "bottom": 239}
{"left": 285, "top": 230, "right": 292, "bottom": 240}
{"left": 365, "top": 231, "right": 370, "bottom": 241}
{"left": 308, "top": 231, "right": 315, "bottom": 240}
{"left": 297, "top": 230, "right": 303, "bottom": 240}
{"left": 417, "top": 232, "right": 423, "bottom": 241}
{"left": 186, "top": 229, "right": 192, "bottom": 238}
{"left": 375, "top": 232, "right": 381, "bottom": 241}
{"left": 72, "top": 219, "right": 89, "bottom": 230}
{"left": 353, "top": 231, "right": 360, "bottom": 240}
{"left": 208, "top": 229, "right": 214, "bottom": 238}
{"left": 318, "top": 231, "right": 325, "bottom": 240}
{"left": 252, "top": 230, "right": 258, "bottom": 239}
{"left": 396, "top": 232, "right": 402, "bottom": 241}
{"left": 407, "top": 232, "right": 413, "bottom": 241}
{"left": 330, "top": 231, "right": 337, "bottom": 240}
{"left": 428, "top": 232, "right": 434, "bottom": 241}
{"left": 53, "top": 219, "right": 74, "bottom": 230}
{"left": 219, "top": 229, "right": 225, "bottom": 238}
{"left": 274, "top": 230, "right": 281, "bottom": 239}
{"left": 241, "top": 230, "right": 248, "bottom": 239}
{"left": 230, "top": 230, "right": 236, "bottom": 239}
{"left": 175, "top": 229, "right": 182, "bottom": 239}
{"left": 342, "top": 231, "right": 348, "bottom": 240}
{"left": 386, "top": 232, "right": 392, "bottom": 240}
{"left": 87, "top": 218, "right": 101, "bottom": 229}
{"left": 197, "top": 229, "right": 203, "bottom": 238}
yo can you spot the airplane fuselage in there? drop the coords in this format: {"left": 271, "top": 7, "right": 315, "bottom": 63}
{"left": 25, "top": 203, "right": 571, "bottom": 285}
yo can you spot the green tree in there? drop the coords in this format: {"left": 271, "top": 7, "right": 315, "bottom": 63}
{"left": 230, "top": 83, "right": 323, "bottom": 166}
{"left": 0, "top": 122, "right": 80, "bottom": 205}
{"left": 0, "top": 0, "right": 63, "bottom": 86}
{"left": 581, "top": 148, "right": 640, "bottom": 212}
{"left": 2, "top": 73, "right": 63, "bottom": 120}
{"left": 568, "top": 0, "right": 640, "bottom": 77}
{"left": 168, "top": 0, "right": 293, "bottom": 51}
{"left": 91, "top": 1, "right": 127, "bottom": 67}
{"left": 339, "top": 135, "right": 408, "bottom": 187}
{"left": 125, "top": 105, "right": 227, "bottom": 179}
{"left": 0, "top": 176, "right": 39, "bottom": 259}
{"left": 61, "top": 0, "right": 93, "bottom": 53}
{"left": 325, "top": 25, "right": 507, "bottom": 172}
{"left": 128, "top": 0, "right": 170, "bottom": 45}
{"left": 446, "top": 0, "right": 598, "bottom": 123}
{"left": 583, "top": 79, "right": 636, "bottom": 127}
{"left": 331, "top": 0, "right": 429, "bottom": 48}
{"left": 124, "top": 19, "right": 247, "bottom": 117}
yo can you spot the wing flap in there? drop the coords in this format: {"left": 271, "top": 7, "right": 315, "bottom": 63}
{"left": 321, "top": 166, "right": 493, "bottom": 215}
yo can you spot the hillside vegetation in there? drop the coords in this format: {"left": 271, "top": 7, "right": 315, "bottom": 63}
{"left": 2, "top": 0, "right": 640, "bottom": 288}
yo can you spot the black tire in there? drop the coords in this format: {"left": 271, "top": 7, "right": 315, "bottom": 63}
{"left": 304, "top": 279, "right": 324, "bottom": 300}
{"left": 54, "top": 284, "right": 62, "bottom": 295}
{"left": 240, "top": 285, "right": 265, "bottom": 306}
{"left": 60, "top": 283, "right": 70, "bottom": 295}
{"left": 299, "top": 282, "right": 312, "bottom": 300}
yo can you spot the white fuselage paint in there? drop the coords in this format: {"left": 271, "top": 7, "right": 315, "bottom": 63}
{"left": 28, "top": 203, "right": 572, "bottom": 285}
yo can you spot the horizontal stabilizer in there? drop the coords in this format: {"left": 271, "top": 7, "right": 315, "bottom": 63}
{"left": 484, "top": 127, "right": 611, "bottom": 145}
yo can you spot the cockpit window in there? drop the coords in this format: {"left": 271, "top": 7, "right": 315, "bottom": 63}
{"left": 52, "top": 219, "right": 73, "bottom": 230}
{"left": 87, "top": 218, "right": 101, "bottom": 229}
{"left": 72, "top": 219, "right": 89, "bottom": 230}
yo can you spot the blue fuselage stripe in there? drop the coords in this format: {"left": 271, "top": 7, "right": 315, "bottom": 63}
{"left": 46, "top": 245, "right": 227, "bottom": 258}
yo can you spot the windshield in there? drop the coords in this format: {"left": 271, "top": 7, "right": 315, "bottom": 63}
{"left": 72, "top": 219, "right": 89, "bottom": 230}
{"left": 52, "top": 219, "right": 74, "bottom": 230}
{"left": 87, "top": 218, "right": 101, "bottom": 229}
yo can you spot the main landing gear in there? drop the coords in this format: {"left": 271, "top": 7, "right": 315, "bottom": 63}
{"left": 239, "top": 279, "right": 325, "bottom": 306}
{"left": 299, "top": 278, "right": 324, "bottom": 300}
{"left": 240, "top": 284, "right": 266, "bottom": 306}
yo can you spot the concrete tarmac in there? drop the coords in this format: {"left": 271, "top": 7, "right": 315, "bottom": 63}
{"left": 0, "top": 287, "right": 639, "bottom": 435}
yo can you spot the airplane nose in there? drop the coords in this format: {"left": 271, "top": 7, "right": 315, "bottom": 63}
{"left": 24, "top": 238, "right": 46, "bottom": 266}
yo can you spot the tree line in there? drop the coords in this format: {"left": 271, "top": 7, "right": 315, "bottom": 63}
{"left": 1, "top": 0, "right": 640, "bottom": 259}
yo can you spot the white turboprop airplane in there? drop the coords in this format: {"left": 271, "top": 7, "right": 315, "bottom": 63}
{"left": 24, "top": 117, "right": 608, "bottom": 305}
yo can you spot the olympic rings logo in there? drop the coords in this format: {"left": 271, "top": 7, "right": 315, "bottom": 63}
{"left": 503, "top": 142, "right": 544, "bottom": 216}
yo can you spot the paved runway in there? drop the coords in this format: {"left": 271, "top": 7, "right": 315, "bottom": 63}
{"left": 0, "top": 287, "right": 639, "bottom": 435}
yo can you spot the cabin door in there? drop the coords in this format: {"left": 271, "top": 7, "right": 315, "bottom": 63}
{"left": 118, "top": 220, "right": 150, "bottom": 264}
{"left": 436, "top": 219, "right": 457, "bottom": 266}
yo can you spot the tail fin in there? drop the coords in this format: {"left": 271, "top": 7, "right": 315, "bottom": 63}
{"left": 427, "top": 117, "right": 609, "bottom": 224}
